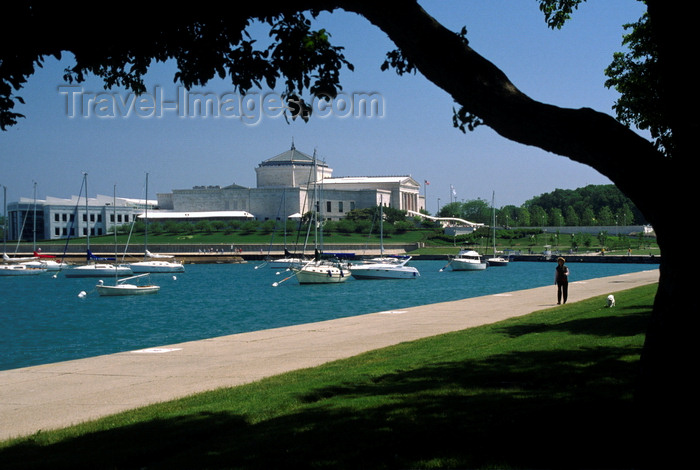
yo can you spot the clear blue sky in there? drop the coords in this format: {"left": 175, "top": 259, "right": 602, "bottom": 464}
{"left": 1, "top": 1, "right": 647, "bottom": 214}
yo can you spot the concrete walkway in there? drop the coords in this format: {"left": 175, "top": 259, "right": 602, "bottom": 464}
{"left": 0, "top": 269, "right": 659, "bottom": 441}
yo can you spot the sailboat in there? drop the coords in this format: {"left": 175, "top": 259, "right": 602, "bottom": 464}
{"left": 291, "top": 152, "right": 349, "bottom": 284}
{"left": 96, "top": 274, "right": 160, "bottom": 296}
{"left": 1, "top": 185, "right": 45, "bottom": 275}
{"left": 126, "top": 174, "right": 184, "bottom": 273}
{"left": 485, "top": 191, "right": 509, "bottom": 267}
{"left": 1, "top": 185, "right": 39, "bottom": 264}
{"left": 22, "top": 251, "right": 70, "bottom": 271}
{"left": 64, "top": 174, "right": 132, "bottom": 278}
{"left": 350, "top": 203, "right": 420, "bottom": 280}
{"left": 18, "top": 183, "right": 69, "bottom": 271}
{"left": 266, "top": 189, "right": 305, "bottom": 269}
{"left": 96, "top": 185, "right": 160, "bottom": 296}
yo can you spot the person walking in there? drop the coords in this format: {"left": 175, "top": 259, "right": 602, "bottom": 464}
{"left": 555, "top": 257, "right": 569, "bottom": 304}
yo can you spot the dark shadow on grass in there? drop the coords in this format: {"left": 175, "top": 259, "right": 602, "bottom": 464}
{"left": 497, "top": 305, "right": 651, "bottom": 339}
{"left": 0, "top": 351, "right": 647, "bottom": 469}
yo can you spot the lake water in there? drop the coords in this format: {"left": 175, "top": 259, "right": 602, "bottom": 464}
{"left": 0, "top": 260, "right": 658, "bottom": 371}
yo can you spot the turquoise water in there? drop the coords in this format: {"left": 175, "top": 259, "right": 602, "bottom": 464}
{"left": 0, "top": 261, "right": 658, "bottom": 371}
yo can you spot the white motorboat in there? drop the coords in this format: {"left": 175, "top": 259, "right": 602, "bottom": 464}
{"left": 350, "top": 202, "right": 420, "bottom": 280}
{"left": 0, "top": 264, "right": 46, "bottom": 276}
{"left": 450, "top": 249, "right": 487, "bottom": 271}
{"left": 350, "top": 256, "right": 420, "bottom": 279}
{"left": 96, "top": 274, "right": 160, "bottom": 296}
{"left": 485, "top": 256, "right": 509, "bottom": 266}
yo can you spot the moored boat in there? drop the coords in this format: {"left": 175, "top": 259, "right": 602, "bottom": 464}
{"left": 350, "top": 256, "right": 419, "bottom": 279}
{"left": 450, "top": 249, "right": 487, "bottom": 271}
{"left": 0, "top": 264, "right": 46, "bottom": 276}
{"left": 292, "top": 259, "right": 350, "bottom": 284}
{"left": 96, "top": 274, "right": 160, "bottom": 296}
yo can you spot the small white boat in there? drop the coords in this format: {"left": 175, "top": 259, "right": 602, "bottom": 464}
{"left": 450, "top": 249, "right": 487, "bottom": 271}
{"left": 128, "top": 258, "right": 185, "bottom": 273}
{"left": 21, "top": 258, "right": 70, "bottom": 271}
{"left": 350, "top": 256, "right": 420, "bottom": 280}
{"left": 292, "top": 260, "right": 350, "bottom": 284}
{"left": 96, "top": 274, "right": 160, "bottom": 296}
{"left": 65, "top": 263, "right": 132, "bottom": 278}
{"left": 485, "top": 256, "right": 509, "bottom": 267}
{"left": 0, "top": 264, "right": 47, "bottom": 276}
{"left": 269, "top": 255, "right": 305, "bottom": 270}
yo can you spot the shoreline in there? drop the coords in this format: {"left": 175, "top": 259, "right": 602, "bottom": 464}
{"left": 5, "top": 248, "right": 660, "bottom": 265}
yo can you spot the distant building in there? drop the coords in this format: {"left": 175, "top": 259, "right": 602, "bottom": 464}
{"left": 5, "top": 145, "right": 424, "bottom": 241}
{"left": 6, "top": 194, "right": 153, "bottom": 242}
{"left": 155, "top": 144, "right": 424, "bottom": 222}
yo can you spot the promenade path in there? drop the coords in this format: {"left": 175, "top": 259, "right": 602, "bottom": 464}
{"left": 0, "top": 269, "right": 659, "bottom": 441}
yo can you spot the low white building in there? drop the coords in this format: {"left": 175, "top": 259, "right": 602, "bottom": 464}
{"left": 6, "top": 194, "right": 153, "bottom": 241}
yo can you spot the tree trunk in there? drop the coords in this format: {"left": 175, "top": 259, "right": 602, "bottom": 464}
{"left": 343, "top": 1, "right": 694, "bottom": 465}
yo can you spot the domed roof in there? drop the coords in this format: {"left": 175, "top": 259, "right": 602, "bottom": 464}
{"left": 259, "top": 143, "right": 328, "bottom": 167}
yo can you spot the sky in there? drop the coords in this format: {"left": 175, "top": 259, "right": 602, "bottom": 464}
{"left": 1, "top": 0, "right": 648, "bottom": 214}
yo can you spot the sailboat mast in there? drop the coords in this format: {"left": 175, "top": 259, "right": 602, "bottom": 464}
{"left": 84, "top": 172, "right": 89, "bottom": 251}
{"left": 2, "top": 185, "right": 6, "bottom": 254}
{"left": 144, "top": 173, "right": 148, "bottom": 256}
{"left": 32, "top": 181, "right": 37, "bottom": 252}
{"left": 380, "top": 199, "right": 384, "bottom": 257}
{"left": 113, "top": 184, "right": 118, "bottom": 278}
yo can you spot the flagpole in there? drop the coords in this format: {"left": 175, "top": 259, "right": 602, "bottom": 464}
{"left": 423, "top": 180, "right": 429, "bottom": 213}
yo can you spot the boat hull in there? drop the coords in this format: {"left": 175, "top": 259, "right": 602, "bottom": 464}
{"left": 269, "top": 258, "right": 305, "bottom": 269}
{"left": 96, "top": 284, "right": 160, "bottom": 296}
{"left": 128, "top": 261, "right": 185, "bottom": 273}
{"left": 293, "top": 263, "right": 350, "bottom": 284}
{"left": 22, "top": 260, "right": 69, "bottom": 271}
{"left": 350, "top": 265, "right": 420, "bottom": 279}
{"left": 450, "top": 260, "right": 487, "bottom": 271}
{"left": 0, "top": 265, "right": 46, "bottom": 276}
{"left": 486, "top": 257, "right": 509, "bottom": 267}
{"left": 65, "top": 264, "right": 133, "bottom": 278}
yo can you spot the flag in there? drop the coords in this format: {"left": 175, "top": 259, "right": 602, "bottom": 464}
{"left": 424, "top": 180, "right": 430, "bottom": 185}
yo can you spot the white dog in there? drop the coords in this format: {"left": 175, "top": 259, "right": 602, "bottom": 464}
{"left": 607, "top": 295, "right": 616, "bottom": 307}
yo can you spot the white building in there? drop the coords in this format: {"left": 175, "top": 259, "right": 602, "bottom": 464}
{"left": 156, "top": 144, "right": 424, "bottom": 222}
{"left": 6, "top": 194, "right": 153, "bottom": 241}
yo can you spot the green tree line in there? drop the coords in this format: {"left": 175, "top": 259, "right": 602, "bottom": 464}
{"left": 437, "top": 184, "right": 644, "bottom": 227}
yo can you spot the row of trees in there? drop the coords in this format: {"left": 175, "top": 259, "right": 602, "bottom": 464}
{"left": 436, "top": 184, "right": 643, "bottom": 227}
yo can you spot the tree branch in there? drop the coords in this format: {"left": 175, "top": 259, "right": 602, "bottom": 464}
{"left": 337, "top": 1, "right": 664, "bottom": 223}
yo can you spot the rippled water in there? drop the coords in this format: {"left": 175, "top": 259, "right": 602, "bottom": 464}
{"left": 0, "top": 260, "right": 657, "bottom": 371}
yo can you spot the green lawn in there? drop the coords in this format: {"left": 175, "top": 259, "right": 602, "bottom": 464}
{"left": 38, "top": 228, "right": 661, "bottom": 257}
{"left": 0, "top": 284, "right": 657, "bottom": 469}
